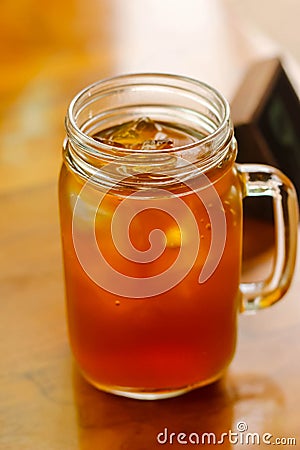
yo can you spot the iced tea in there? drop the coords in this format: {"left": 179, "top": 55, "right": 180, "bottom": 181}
{"left": 59, "top": 116, "right": 243, "bottom": 396}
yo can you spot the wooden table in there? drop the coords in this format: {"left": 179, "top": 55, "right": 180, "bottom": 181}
{"left": 1, "top": 0, "right": 299, "bottom": 448}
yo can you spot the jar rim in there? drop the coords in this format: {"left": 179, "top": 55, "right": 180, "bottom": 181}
{"left": 66, "top": 72, "right": 231, "bottom": 157}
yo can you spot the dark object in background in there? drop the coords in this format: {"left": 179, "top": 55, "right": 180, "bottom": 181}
{"left": 231, "top": 57, "right": 300, "bottom": 221}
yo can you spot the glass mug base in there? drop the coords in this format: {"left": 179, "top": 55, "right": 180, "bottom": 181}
{"left": 80, "top": 368, "right": 227, "bottom": 400}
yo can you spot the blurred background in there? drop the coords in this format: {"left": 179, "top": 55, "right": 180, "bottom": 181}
{"left": 228, "top": 0, "right": 300, "bottom": 63}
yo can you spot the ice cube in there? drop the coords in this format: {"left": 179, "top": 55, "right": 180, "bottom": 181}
{"left": 140, "top": 139, "right": 174, "bottom": 150}
{"left": 93, "top": 136, "right": 126, "bottom": 148}
{"left": 154, "top": 131, "right": 168, "bottom": 140}
{"left": 114, "top": 117, "right": 161, "bottom": 138}
{"left": 166, "top": 226, "right": 182, "bottom": 248}
{"left": 93, "top": 117, "right": 174, "bottom": 150}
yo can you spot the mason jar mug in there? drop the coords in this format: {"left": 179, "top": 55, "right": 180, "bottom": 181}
{"left": 59, "top": 74, "right": 298, "bottom": 400}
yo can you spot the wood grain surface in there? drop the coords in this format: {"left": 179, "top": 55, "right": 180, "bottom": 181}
{"left": 1, "top": 0, "right": 299, "bottom": 449}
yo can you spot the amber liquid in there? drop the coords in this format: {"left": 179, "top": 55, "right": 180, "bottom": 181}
{"left": 59, "top": 119, "right": 243, "bottom": 396}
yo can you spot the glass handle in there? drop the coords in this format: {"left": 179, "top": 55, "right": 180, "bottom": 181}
{"left": 237, "top": 163, "right": 298, "bottom": 312}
